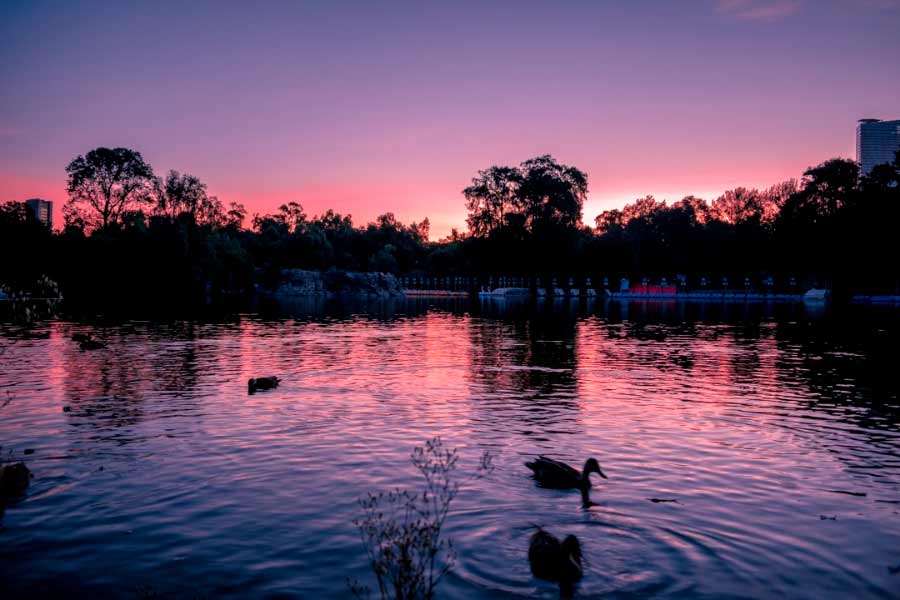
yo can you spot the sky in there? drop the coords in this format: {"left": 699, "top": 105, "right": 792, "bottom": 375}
{"left": 1, "top": 0, "right": 899, "bottom": 238}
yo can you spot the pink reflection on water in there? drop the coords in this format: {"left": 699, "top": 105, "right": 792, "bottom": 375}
{"left": 1, "top": 307, "right": 898, "bottom": 598}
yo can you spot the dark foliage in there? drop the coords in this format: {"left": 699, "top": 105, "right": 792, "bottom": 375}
{"left": 3, "top": 148, "right": 899, "bottom": 312}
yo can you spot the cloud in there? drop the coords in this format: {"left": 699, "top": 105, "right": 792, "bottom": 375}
{"left": 714, "top": 0, "right": 900, "bottom": 21}
{"left": 856, "top": 0, "right": 900, "bottom": 8}
{"left": 713, "top": 0, "right": 805, "bottom": 21}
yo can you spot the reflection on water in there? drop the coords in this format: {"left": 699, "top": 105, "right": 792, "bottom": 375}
{"left": 1, "top": 299, "right": 899, "bottom": 599}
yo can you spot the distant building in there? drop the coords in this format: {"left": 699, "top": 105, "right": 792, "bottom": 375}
{"left": 856, "top": 118, "right": 900, "bottom": 176}
{"left": 24, "top": 198, "right": 53, "bottom": 229}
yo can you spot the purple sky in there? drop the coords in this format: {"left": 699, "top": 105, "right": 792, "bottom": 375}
{"left": 2, "top": 0, "right": 899, "bottom": 237}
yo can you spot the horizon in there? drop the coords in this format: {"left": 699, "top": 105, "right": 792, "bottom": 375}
{"left": 2, "top": 1, "right": 899, "bottom": 238}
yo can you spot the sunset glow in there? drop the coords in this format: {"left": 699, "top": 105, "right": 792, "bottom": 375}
{"left": 2, "top": 1, "right": 899, "bottom": 237}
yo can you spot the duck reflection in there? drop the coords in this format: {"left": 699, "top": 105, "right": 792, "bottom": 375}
{"left": 528, "top": 527, "right": 583, "bottom": 598}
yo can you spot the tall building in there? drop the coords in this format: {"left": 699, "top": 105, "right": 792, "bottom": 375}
{"left": 856, "top": 118, "right": 900, "bottom": 175}
{"left": 24, "top": 198, "right": 53, "bottom": 229}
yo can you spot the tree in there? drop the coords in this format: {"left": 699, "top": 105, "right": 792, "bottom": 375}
{"left": 251, "top": 202, "right": 306, "bottom": 235}
{"left": 369, "top": 243, "right": 399, "bottom": 273}
{"left": 440, "top": 228, "right": 465, "bottom": 243}
{"left": 409, "top": 217, "right": 430, "bottom": 242}
{"left": 622, "top": 195, "right": 663, "bottom": 224}
{"left": 518, "top": 155, "right": 587, "bottom": 229}
{"left": 314, "top": 209, "right": 354, "bottom": 232}
{"left": 278, "top": 201, "right": 307, "bottom": 233}
{"left": 594, "top": 208, "right": 625, "bottom": 235}
{"left": 152, "top": 170, "right": 225, "bottom": 226}
{"left": 710, "top": 187, "right": 763, "bottom": 225}
{"left": 781, "top": 158, "right": 859, "bottom": 221}
{"left": 0, "top": 201, "right": 30, "bottom": 226}
{"left": 773, "top": 159, "right": 861, "bottom": 288}
{"left": 759, "top": 180, "right": 798, "bottom": 223}
{"left": 675, "top": 195, "right": 711, "bottom": 225}
{"left": 154, "top": 170, "right": 202, "bottom": 219}
{"left": 463, "top": 155, "right": 587, "bottom": 237}
{"left": 463, "top": 166, "right": 522, "bottom": 237}
{"left": 225, "top": 202, "right": 247, "bottom": 230}
{"left": 1, "top": 201, "right": 52, "bottom": 289}
{"left": 64, "top": 147, "right": 155, "bottom": 231}
{"left": 375, "top": 212, "right": 399, "bottom": 230}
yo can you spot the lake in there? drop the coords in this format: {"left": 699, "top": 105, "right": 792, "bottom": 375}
{"left": 1, "top": 298, "right": 899, "bottom": 599}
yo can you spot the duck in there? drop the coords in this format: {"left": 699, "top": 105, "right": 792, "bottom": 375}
{"left": 79, "top": 338, "right": 106, "bottom": 350}
{"left": 528, "top": 527, "right": 583, "bottom": 596}
{"left": 248, "top": 376, "right": 280, "bottom": 394}
{"left": 525, "top": 456, "right": 607, "bottom": 507}
{"left": 0, "top": 462, "right": 32, "bottom": 498}
{"left": 71, "top": 332, "right": 92, "bottom": 343}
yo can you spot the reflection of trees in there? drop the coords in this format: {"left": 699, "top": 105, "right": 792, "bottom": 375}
{"left": 48, "top": 302, "right": 900, "bottom": 485}
{"left": 62, "top": 333, "right": 147, "bottom": 430}
{"left": 592, "top": 300, "right": 824, "bottom": 389}
{"left": 259, "top": 295, "right": 441, "bottom": 322}
{"left": 61, "top": 322, "right": 209, "bottom": 436}
{"left": 585, "top": 304, "right": 900, "bottom": 477}
{"left": 466, "top": 302, "right": 582, "bottom": 437}
{"left": 773, "top": 315, "right": 900, "bottom": 435}
{"left": 145, "top": 322, "right": 200, "bottom": 394}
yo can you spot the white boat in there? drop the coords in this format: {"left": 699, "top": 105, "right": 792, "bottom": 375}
{"left": 803, "top": 288, "right": 828, "bottom": 301}
{"left": 486, "top": 287, "right": 530, "bottom": 298}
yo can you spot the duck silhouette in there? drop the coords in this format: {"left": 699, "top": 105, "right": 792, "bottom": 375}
{"left": 528, "top": 527, "right": 583, "bottom": 597}
{"left": 248, "top": 376, "right": 280, "bottom": 394}
{"left": 0, "top": 462, "right": 32, "bottom": 498}
{"left": 525, "top": 456, "right": 607, "bottom": 507}
{"left": 79, "top": 338, "right": 106, "bottom": 350}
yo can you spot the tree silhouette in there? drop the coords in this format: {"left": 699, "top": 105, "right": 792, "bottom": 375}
{"left": 464, "top": 165, "right": 522, "bottom": 237}
{"left": 6, "top": 146, "right": 900, "bottom": 310}
{"left": 781, "top": 159, "right": 859, "bottom": 222}
{"left": 278, "top": 201, "right": 307, "bottom": 233}
{"left": 710, "top": 187, "right": 764, "bottom": 225}
{"left": 225, "top": 202, "right": 248, "bottom": 231}
{"left": 464, "top": 155, "right": 587, "bottom": 237}
{"left": 518, "top": 154, "right": 587, "bottom": 229}
{"left": 152, "top": 170, "right": 223, "bottom": 225}
{"left": 64, "top": 147, "right": 155, "bottom": 231}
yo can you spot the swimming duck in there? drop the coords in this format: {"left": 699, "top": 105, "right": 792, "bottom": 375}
{"left": 528, "top": 527, "right": 583, "bottom": 596}
{"left": 0, "top": 462, "right": 32, "bottom": 498}
{"left": 525, "top": 456, "right": 607, "bottom": 506}
{"left": 71, "top": 332, "right": 92, "bottom": 343}
{"left": 79, "top": 338, "right": 106, "bottom": 350}
{"left": 248, "top": 376, "right": 280, "bottom": 394}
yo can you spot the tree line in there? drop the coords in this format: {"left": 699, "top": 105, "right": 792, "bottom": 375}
{"left": 1, "top": 146, "right": 899, "bottom": 309}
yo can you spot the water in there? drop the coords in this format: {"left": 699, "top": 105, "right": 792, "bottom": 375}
{"left": 1, "top": 298, "right": 899, "bottom": 599}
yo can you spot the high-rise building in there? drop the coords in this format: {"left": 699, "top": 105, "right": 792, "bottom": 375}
{"left": 856, "top": 118, "right": 900, "bottom": 176}
{"left": 24, "top": 198, "right": 53, "bottom": 229}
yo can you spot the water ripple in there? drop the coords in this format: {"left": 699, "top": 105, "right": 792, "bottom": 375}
{"left": 1, "top": 302, "right": 899, "bottom": 598}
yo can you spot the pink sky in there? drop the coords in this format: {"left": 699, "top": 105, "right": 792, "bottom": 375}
{"left": 2, "top": 1, "right": 898, "bottom": 238}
